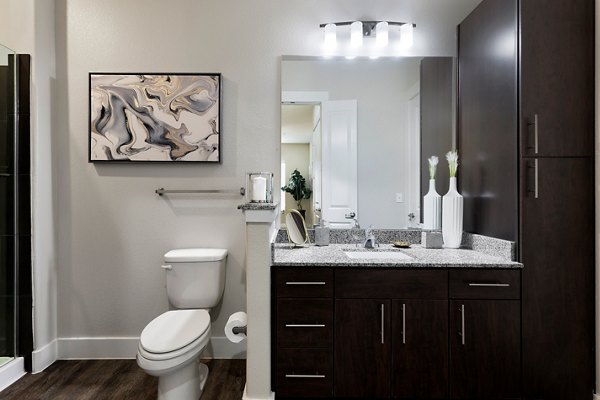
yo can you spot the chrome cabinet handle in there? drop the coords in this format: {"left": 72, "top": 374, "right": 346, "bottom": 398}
{"left": 285, "top": 324, "right": 325, "bottom": 328}
{"left": 380, "top": 304, "right": 385, "bottom": 344}
{"left": 285, "top": 281, "right": 326, "bottom": 285}
{"left": 285, "top": 374, "right": 326, "bottom": 379}
{"left": 459, "top": 304, "right": 465, "bottom": 345}
{"left": 468, "top": 283, "right": 510, "bottom": 287}
{"left": 534, "top": 159, "right": 539, "bottom": 199}
{"left": 527, "top": 114, "right": 539, "bottom": 154}
{"left": 402, "top": 303, "right": 406, "bottom": 345}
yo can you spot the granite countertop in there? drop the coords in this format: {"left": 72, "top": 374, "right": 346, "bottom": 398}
{"left": 272, "top": 243, "right": 523, "bottom": 269}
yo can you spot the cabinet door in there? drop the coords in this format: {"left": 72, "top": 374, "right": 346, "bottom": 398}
{"left": 392, "top": 300, "right": 448, "bottom": 399}
{"left": 520, "top": 0, "right": 594, "bottom": 157}
{"left": 521, "top": 157, "right": 595, "bottom": 400}
{"left": 334, "top": 299, "right": 391, "bottom": 398}
{"left": 450, "top": 300, "right": 520, "bottom": 399}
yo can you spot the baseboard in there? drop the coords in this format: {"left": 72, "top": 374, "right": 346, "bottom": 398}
{"left": 0, "top": 358, "right": 26, "bottom": 392}
{"left": 57, "top": 336, "right": 247, "bottom": 360}
{"left": 31, "top": 339, "right": 58, "bottom": 373}
{"left": 242, "top": 384, "right": 275, "bottom": 400}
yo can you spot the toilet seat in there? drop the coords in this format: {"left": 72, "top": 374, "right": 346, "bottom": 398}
{"left": 140, "top": 309, "right": 211, "bottom": 361}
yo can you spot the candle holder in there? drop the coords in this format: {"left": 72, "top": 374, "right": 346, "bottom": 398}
{"left": 245, "top": 172, "right": 274, "bottom": 203}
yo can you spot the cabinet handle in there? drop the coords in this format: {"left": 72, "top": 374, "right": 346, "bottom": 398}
{"left": 285, "top": 374, "right": 326, "bottom": 379}
{"left": 534, "top": 159, "right": 539, "bottom": 199}
{"left": 527, "top": 114, "right": 539, "bottom": 154}
{"left": 402, "top": 303, "right": 406, "bottom": 345}
{"left": 285, "top": 324, "right": 325, "bottom": 328}
{"left": 285, "top": 281, "right": 326, "bottom": 285}
{"left": 380, "top": 304, "right": 385, "bottom": 344}
{"left": 468, "top": 283, "right": 510, "bottom": 287}
{"left": 459, "top": 304, "right": 465, "bottom": 345}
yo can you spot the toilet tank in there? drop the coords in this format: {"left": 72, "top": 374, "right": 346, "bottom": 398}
{"left": 163, "top": 248, "right": 228, "bottom": 309}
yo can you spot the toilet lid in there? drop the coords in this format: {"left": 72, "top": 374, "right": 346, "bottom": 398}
{"left": 140, "top": 310, "right": 210, "bottom": 354}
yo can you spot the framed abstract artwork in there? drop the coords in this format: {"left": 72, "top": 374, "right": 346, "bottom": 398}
{"left": 89, "top": 73, "right": 221, "bottom": 162}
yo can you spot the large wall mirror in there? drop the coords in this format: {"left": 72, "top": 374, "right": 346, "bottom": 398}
{"left": 281, "top": 56, "right": 455, "bottom": 229}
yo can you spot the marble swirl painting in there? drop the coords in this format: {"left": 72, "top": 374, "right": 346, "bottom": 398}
{"left": 89, "top": 73, "right": 220, "bottom": 162}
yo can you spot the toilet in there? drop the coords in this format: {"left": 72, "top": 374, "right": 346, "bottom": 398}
{"left": 136, "top": 248, "right": 228, "bottom": 400}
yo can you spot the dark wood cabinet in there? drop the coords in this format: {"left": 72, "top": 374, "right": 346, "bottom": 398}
{"left": 449, "top": 300, "right": 521, "bottom": 399}
{"left": 520, "top": 0, "right": 595, "bottom": 158}
{"left": 391, "top": 300, "right": 448, "bottom": 399}
{"left": 273, "top": 267, "right": 520, "bottom": 399}
{"left": 521, "top": 158, "right": 595, "bottom": 400}
{"left": 334, "top": 299, "right": 391, "bottom": 398}
{"left": 458, "top": 0, "right": 595, "bottom": 398}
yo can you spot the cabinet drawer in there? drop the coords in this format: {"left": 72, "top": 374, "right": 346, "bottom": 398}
{"left": 276, "top": 267, "right": 333, "bottom": 298}
{"left": 449, "top": 270, "right": 520, "bottom": 299}
{"left": 335, "top": 269, "right": 448, "bottom": 299}
{"left": 276, "top": 348, "right": 333, "bottom": 398}
{"left": 277, "top": 299, "right": 333, "bottom": 347}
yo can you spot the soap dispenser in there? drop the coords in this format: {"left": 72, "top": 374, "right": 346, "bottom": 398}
{"left": 315, "top": 219, "right": 330, "bottom": 246}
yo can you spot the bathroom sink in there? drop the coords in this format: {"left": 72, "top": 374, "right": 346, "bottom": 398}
{"left": 344, "top": 251, "right": 413, "bottom": 261}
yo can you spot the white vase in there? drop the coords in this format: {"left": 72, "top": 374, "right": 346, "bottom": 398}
{"left": 442, "top": 177, "right": 464, "bottom": 248}
{"left": 423, "top": 179, "right": 441, "bottom": 230}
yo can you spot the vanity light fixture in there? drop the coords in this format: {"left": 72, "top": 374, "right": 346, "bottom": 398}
{"left": 320, "top": 20, "right": 415, "bottom": 52}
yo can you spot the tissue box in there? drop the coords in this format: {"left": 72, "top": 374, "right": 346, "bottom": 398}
{"left": 421, "top": 231, "right": 443, "bottom": 249}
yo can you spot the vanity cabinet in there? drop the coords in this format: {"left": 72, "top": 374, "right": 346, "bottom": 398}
{"left": 272, "top": 267, "right": 521, "bottom": 399}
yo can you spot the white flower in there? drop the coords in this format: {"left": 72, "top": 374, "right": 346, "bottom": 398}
{"left": 428, "top": 156, "right": 439, "bottom": 179}
{"left": 446, "top": 150, "right": 459, "bottom": 178}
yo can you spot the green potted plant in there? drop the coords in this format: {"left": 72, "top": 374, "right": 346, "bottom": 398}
{"left": 282, "top": 169, "right": 312, "bottom": 218}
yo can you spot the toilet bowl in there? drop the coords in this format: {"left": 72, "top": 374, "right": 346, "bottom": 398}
{"left": 136, "top": 248, "right": 228, "bottom": 400}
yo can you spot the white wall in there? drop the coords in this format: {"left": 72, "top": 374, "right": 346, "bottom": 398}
{"left": 0, "top": 0, "right": 58, "bottom": 372}
{"left": 282, "top": 58, "right": 420, "bottom": 228}
{"left": 0, "top": 0, "right": 482, "bottom": 361}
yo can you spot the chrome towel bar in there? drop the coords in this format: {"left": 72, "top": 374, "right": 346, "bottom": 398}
{"left": 155, "top": 187, "right": 246, "bottom": 196}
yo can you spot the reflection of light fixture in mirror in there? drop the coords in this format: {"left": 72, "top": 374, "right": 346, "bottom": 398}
{"left": 400, "top": 23, "right": 414, "bottom": 48}
{"left": 350, "top": 21, "right": 363, "bottom": 47}
{"left": 323, "top": 23, "right": 337, "bottom": 51}
{"left": 376, "top": 21, "right": 389, "bottom": 47}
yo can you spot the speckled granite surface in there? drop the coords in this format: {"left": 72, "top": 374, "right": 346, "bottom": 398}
{"left": 237, "top": 203, "right": 278, "bottom": 210}
{"left": 276, "top": 229, "right": 423, "bottom": 245}
{"left": 462, "top": 232, "right": 515, "bottom": 261}
{"left": 272, "top": 243, "right": 522, "bottom": 269}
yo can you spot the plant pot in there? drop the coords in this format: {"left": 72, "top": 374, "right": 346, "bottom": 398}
{"left": 442, "top": 177, "right": 463, "bottom": 248}
{"left": 423, "top": 179, "right": 441, "bottom": 230}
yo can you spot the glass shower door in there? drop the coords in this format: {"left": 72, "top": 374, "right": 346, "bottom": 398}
{"left": 0, "top": 43, "right": 16, "bottom": 368}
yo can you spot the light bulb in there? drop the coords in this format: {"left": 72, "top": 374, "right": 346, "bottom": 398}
{"left": 351, "top": 21, "right": 363, "bottom": 47}
{"left": 376, "top": 21, "right": 389, "bottom": 47}
{"left": 400, "top": 23, "right": 414, "bottom": 48}
{"left": 323, "top": 23, "right": 337, "bottom": 51}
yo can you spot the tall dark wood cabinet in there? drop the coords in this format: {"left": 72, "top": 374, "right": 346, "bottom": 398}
{"left": 458, "top": 0, "right": 595, "bottom": 399}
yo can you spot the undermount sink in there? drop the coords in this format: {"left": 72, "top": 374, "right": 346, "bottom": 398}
{"left": 344, "top": 251, "right": 413, "bottom": 261}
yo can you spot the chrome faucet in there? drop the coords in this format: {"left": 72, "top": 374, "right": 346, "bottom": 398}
{"left": 364, "top": 225, "right": 377, "bottom": 249}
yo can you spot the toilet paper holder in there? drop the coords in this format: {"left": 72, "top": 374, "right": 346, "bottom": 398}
{"left": 232, "top": 326, "right": 247, "bottom": 335}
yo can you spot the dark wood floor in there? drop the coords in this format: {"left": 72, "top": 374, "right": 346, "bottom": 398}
{"left": 0, "top": 359, "right": 245, "bottom": 400}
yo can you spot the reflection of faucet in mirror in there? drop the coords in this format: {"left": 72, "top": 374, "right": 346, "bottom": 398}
{"left": 345, "top": 212, "right": 362, "bottom": 246}
{"left": 364, "top": 225, "right": 377, "bottom": 249}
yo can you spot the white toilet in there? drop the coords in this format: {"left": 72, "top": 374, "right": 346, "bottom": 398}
{"left": 136, "top": 248, "right": 228, "bottom": 400}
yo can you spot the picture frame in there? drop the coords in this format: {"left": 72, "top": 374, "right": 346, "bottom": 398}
{"left": 88, "top": 72, "right": 221, "bottom": 163}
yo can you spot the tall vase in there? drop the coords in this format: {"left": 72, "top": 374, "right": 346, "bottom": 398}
{"left": 423, "top": 179, "right": 441, "bottom": 230}
{"left": 442, "top": 177, "right": 464, "bottom": 248}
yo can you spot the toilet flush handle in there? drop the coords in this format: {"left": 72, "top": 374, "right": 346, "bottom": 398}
{"left": 160, "top": 264, "right": 173, "bottom": 270}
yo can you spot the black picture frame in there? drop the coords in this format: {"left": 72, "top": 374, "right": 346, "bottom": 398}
{"left": 88, "top": 72, "right": 222, "bottom": 163}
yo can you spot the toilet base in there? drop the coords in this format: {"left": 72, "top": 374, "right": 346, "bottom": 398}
{"left": 157, "top": 360, "right": 209, "bottom": 400}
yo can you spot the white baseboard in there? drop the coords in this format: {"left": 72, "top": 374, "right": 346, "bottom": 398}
{"left": 57, "top": 336, "right": 247, "bottom": 360}
{"left": 242, "top": 385, "right": 275, "bottom": 400}
{"left": 31, "top": 339, "right": 58, "bottom": 373}
{"left": 0, "top": 358, "right": 25, "bottom": 392}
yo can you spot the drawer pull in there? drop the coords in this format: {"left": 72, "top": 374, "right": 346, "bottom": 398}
{"left": 285, "top": 324, "right": 326, "bottom": 328}
{"left": 459, "top": 304, "right": 465, "bottom": 345}
{"left": 401, "top": 303, "right": 406, "bottom": 344}
{"left": 467, "top": 283, "right": 510, "bottom": 287}
{"left": 285, "top": 374, "right": 326, "bottom": 379}
{"left": 380, "top": 304, "right": 385, "bottom": 344}
{"left": 285, "top": 281, "right": 326, "bottom": 285}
